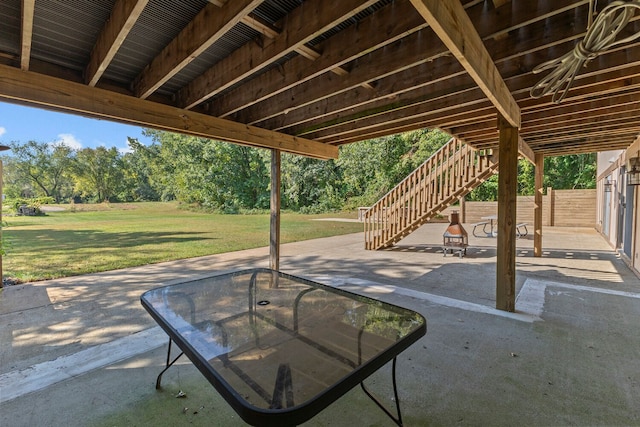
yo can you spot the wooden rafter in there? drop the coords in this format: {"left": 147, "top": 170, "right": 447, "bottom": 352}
{"left": 209, "top": 0, "right": 430, "bottom": 117}
{"left": 133, "top": 0, "right": 262, "bottom": 99}
{"left": 300, "top": 37, "right": 640, "bottom": 146}
{"left": 492, "top": 0, "right": 511, "bottom": 8}
{"left": 20, "top": 0, "right": 35, "bottom": 71}
{"left": 86, "top": 0, "right": 149, "bottom": 86}
{"left": 408, "top": 0, "right": 520, "bottom": 128}
{"left": 177, "top": 0, "right": 380, "bottom": 109}
{"left": 460, "top": 106, "right": 640, "bottom": 142}
{"left": 234, "top": 0, "right": 582, "bottom": 130}
{"left": 518, "top": 137, "right": 535, "bottom": 164}
{"left": 0, "top": 64, "right": 336, "bottom": 159}
{"left": 227, "top": 11, "right": 352, "bottom": 79}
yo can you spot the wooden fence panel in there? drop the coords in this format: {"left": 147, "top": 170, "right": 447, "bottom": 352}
{"left": 438, "top": 189, "right": 596, "bottom": 227}
{"left": 552, "top": 189, "right": 597, "bottom": 227}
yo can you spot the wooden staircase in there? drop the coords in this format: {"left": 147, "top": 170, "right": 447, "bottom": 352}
{"left": 364, "top": 137, "right": 499, "bottom": 250}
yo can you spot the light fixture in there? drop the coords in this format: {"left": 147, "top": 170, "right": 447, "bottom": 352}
{"left": 604, "top": 178, "right": 614, "bottom": 192}
{"left": 627, "top": 154, "right": 640, "bottom": 185}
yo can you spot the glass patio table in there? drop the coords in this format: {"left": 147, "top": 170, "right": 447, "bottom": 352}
{"left": 140, "top": 268, "right": 426, "bottom": 426}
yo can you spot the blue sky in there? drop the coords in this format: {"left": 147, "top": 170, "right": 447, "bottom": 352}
{"left": 0, "top": 101, "right": 153, "bottom": 153}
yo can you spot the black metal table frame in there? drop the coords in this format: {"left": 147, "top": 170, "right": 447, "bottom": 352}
{"left": 142, "top": 269, "right": 426, "bottom": 427}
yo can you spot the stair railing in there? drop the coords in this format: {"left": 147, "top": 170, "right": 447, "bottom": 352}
{"left": 363, "top": 138, "right": 497, "bottom": 250}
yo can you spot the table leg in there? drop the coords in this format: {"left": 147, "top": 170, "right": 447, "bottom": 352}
{"left": 359, "top": 357, "right": 403, "bottom": 426}
{"left": 155, "top": 338, "right": 184, "bottom": 389}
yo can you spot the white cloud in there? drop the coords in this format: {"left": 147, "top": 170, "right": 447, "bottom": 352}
{"left": 0, "top": 127, "right": 6, "bottom": 138}
{"left": 56, "top": 133, "right": 82, "bottom": 150}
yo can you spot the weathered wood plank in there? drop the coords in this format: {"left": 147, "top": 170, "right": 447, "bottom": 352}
{"left": 134, "top": 0, "right": 262, "bottom": 99}
{"left": 86, "top": 0, "right": 149, "bottom": 86}
{"left": 20, "top": 0, "right": 35, "bottom": 71}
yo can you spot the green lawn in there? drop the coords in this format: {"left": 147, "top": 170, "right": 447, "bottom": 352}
{"left": 3, "top": 202, "right": 363, "bottom": 283}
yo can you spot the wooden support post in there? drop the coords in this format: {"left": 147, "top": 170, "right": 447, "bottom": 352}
{"left": 496, "top": 115, "right": 518, "bottom": 312}
{"left": 534, "top": 153, "right": 544, "bottom": 257}
{"left": 270, "top": 150, "right": 281, "bottom": 273}
{"left": 460, "top": 195, "right": 466, "bottom": 223}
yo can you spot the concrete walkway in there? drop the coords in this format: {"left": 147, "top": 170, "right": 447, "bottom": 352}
{"left": 1, "top": 223, "right": 639, "bottom": 426}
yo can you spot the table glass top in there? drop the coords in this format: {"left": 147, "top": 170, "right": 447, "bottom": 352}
{"left": 141, "top": 269, "right": 425, "bottom": 414}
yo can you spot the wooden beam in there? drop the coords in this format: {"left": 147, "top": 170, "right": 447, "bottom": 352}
{"left": 242, "top": 0, "right": 584, "bottom": 132}
{"left": 233, "top": 31, "right": 467, "bottom": 127}
{"left": 0, "top": 65, "right": 337, "bottom": 159}
{"left": 525, "top": 96, "right": 640, "bottom": 127}
{"left": 270, "top": 150, "right": 281, "bottom": 272}
{"left": 86, "top": 0, "right": 149, "bottom": 86}
{"left": 453, "top": 95, "right": 640, "bottom": 139}
{"left": 534, "top": 152, "right": 544, "bottom": 257}
{"left": 210, "top": 4, "right": 345, "bottom": 77}
{"left": 20, "top": 0, "right": 35, "bottom": 71}
{"left": 177, "top": 0, "right": 379, "bottom": 109}
{"left": 492, "top": 0, "right": 511, "bottom": 7}
{"left": 409, "top": 0, "right": 520, "bottom": 128}
{"left": 238, "top": 13, "right": 352, "bottom": 79}
{"left": 299, "top": 42, "right": 640, "bottom": 145}
{"left": 518, "top": 136, "right": 535, "bottom": 164}
{"left": 133, "top": 0, "right": 262, "bottom": 99}
{"left": 496, "top": 114, "right": 518, "bottom": 312}
{"left": 241, "top": 13, "right": 280, "bottom": 38}
{"left": 209, "top": 0, "right": 430, "bottom": 117}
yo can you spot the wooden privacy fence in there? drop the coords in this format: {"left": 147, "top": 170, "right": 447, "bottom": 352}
{"left": 439, "top": 188, "right": 596, "bottom": 227}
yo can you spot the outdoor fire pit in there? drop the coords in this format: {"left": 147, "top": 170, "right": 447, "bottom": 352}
{"left": 442, "top": 211, "right": 468, "bottom": 257}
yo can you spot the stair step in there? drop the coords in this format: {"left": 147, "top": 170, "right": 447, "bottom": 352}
{"left": 364, "top": 138, "right": 498, "bottom": 250}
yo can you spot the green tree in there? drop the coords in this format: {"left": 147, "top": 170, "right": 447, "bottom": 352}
{"left": 72, "top": 146, "right": 124, "bottom": 202}
{"left": 142, "top": 130, "right": 270, "bottom": 211}
{"left": 215, "top": 144, "right": 270, "bottom": 210}
{"left": 7, "top": 141, "right": 74, "bottom": 202}
{"left": 337, "top": 129, "right": 450, "bottom": 207}
{"left": 544, "top": 154, "right": 596, "bottom": 189}
{"left": 2, "top": 155, "right": 35, "bottom": 198}
{"left": 281, "top": 154, "right": 343, "bottom": 212}
{"left": 119, "top": 138, "right": 161, "bottom": 201}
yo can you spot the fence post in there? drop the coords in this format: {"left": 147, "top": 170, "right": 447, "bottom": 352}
{"left": 547, "top": 187, "right": 554, "bottom": 226}
{"left": 534, "top": 153, "right": 544, "bottom": 257}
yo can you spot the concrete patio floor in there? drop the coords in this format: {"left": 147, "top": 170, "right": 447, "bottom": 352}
{"left": 1, "top": 223, "right": 639, "bottom": 426}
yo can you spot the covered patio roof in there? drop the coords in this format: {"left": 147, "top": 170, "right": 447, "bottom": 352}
{"left": 1, "top": 0, "right": 638, "bottom": 158}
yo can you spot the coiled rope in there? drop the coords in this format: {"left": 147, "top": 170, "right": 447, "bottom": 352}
{"left": 530, "top": 0, "right": 640, "bottom": 103}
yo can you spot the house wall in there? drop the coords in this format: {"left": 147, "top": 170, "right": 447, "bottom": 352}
{"left": 596, "top": 140, "right": 640, "bottom": 277}
{"left": 626, "top": 141, "right": 640, "bottom": 274}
